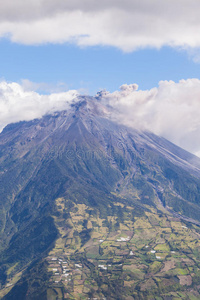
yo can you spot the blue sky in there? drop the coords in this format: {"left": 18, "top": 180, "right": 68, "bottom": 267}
{"left": 1, "top": 40, "right": 200, "bottom": 95}
{"left": 0, "top": 0, "right": 200, "bottom": 94}
{"left": 1, "top": 0, "right": 200, "bottom": 155}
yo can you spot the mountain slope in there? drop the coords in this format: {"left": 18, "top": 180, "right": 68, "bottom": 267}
{"left": 1, "top": 97, "right": 200, "bottom": 299}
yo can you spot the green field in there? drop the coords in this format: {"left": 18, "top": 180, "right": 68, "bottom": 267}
{"left": 35, "top": 197, "right": 200, "bottom": 300}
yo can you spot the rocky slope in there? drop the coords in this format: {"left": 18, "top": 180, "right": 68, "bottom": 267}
{"left": 1, "top": 97, "right": 200, "bottom": 299}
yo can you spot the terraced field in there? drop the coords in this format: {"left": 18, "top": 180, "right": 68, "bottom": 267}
{"left": 42, "top": 198, "right": 200, "bottom": 299}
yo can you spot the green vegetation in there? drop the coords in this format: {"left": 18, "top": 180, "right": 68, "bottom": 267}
{"left": 3, "top": 198, "right": 199, "bottom": 300}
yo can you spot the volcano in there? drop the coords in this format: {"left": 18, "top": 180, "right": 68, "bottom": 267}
{"left": 1, "top": 97, "right": 200, "bottom": 299}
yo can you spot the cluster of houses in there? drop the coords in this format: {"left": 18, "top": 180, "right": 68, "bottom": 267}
{"left": 47, "top": 256, "right": 76, "bottom": 284}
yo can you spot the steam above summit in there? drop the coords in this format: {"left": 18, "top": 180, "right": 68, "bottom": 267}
{"left": 1, "top": 79, "right": 200, "bottom": 156}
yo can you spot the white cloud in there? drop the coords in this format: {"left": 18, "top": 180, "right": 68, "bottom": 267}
{"left": 0, "top": 1, "right": 200, "bottom": 52}
{"left": 102, "top": 79, "right": 200, "bottom": 156}
{"left": 1, "top": 79, "right": 200, "bottom": 157}
{"left": 0, "top": 81, "right": 79, "bottom": 130}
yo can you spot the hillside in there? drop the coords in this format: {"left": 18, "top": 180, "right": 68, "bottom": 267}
{"left": 0, "top": 97, "right": 200, "bottom": 299}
